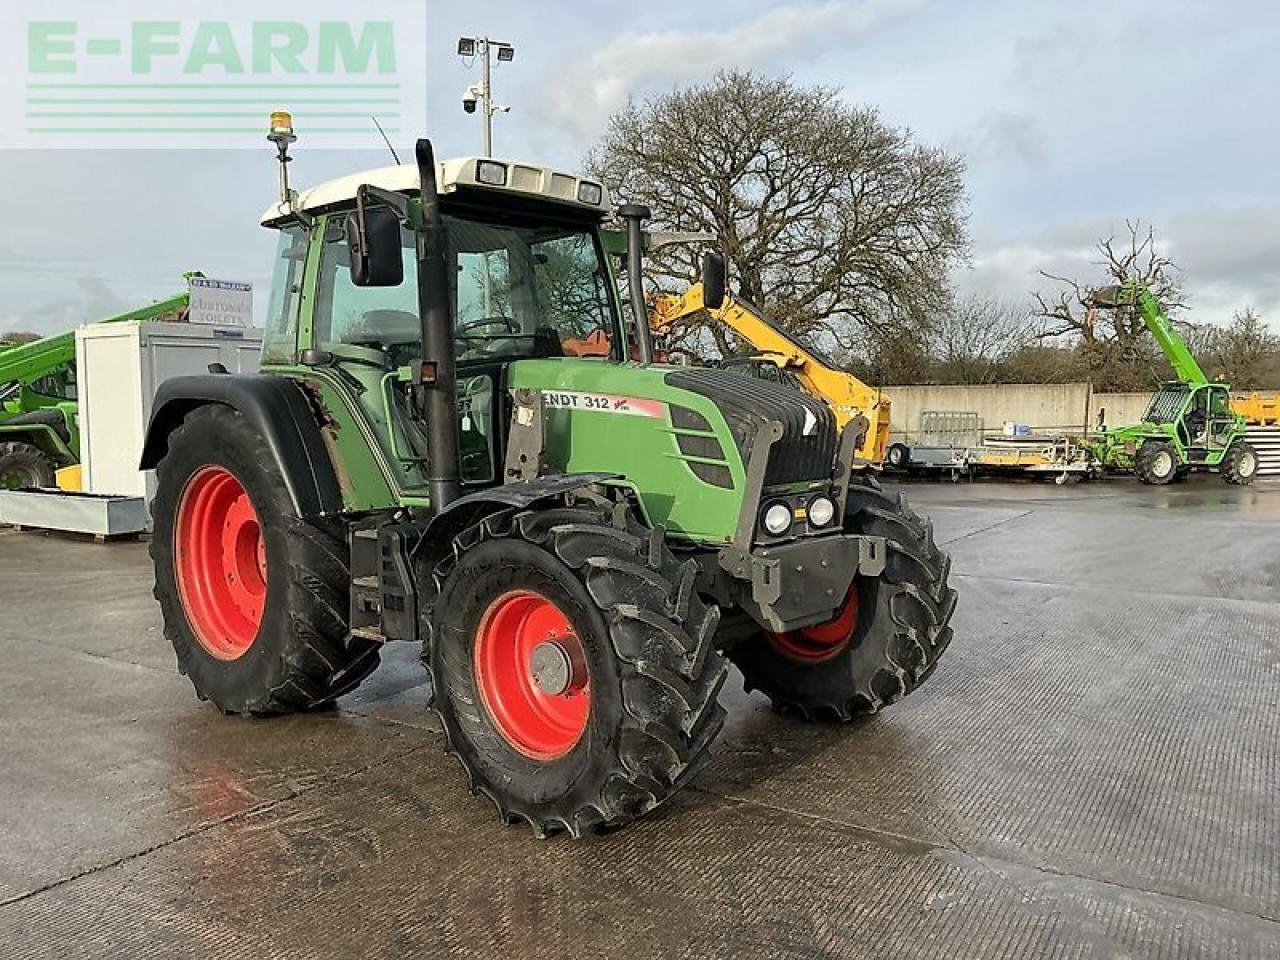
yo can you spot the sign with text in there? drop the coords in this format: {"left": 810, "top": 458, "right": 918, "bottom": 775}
{"left": 188, "top": 277, "right": 252, "bottom": 327}
{"left": 0, "top": 1, "right": 426, "bottom": 148}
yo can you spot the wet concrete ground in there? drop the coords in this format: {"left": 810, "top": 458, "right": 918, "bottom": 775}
{"left": 2, "top": 477, "right": 1279, "bottom": 958}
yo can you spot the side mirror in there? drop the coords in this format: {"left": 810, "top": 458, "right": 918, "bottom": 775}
{"left": 347, "top": 187, "right": 404, "bottom": 287}
{"left": 701, "top": 251, "right": 726, "bottom": 311}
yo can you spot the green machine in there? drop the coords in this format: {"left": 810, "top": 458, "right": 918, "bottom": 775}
{"left": 0, "top": 291, "right": 188, "bottom": 488}
{"left": 140, "top": 118, "right": 956, "bottom": 837}
{"left": 1089, "top": 281, "right": 1257, "bottom": 485}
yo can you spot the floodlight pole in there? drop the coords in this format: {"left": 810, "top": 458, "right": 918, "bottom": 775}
{"left": 481, "top": 41, "right": 493, "bottom": 157}
{"left": 458, "top": 36, "right": 513, "bottom": 157}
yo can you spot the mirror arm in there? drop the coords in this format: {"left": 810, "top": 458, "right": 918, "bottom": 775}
{"left": 357, "top": 184, "right": 411, "bottom": 224}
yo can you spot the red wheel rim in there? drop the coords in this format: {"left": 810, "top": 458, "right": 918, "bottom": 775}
{"left": 473, "top": 590, "right": 590, "bottom": 761}
{"left": 174, "top": 466, "right": 267, "bottom": 661}
{"left": 766, "top": 586, "right": 859, "bottom": 663}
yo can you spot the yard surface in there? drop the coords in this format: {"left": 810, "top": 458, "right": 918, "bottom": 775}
{"left": 2, "top": 477, "right": 1278, "bottom": 958}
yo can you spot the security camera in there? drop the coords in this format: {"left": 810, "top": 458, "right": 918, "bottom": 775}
{"left": 462, "top": 83, "right": 482, "bottom": 115}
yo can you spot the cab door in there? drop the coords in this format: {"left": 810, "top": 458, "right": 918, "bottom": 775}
{"left": 1205, "top": 386, "right": 1236, "bottom": 452}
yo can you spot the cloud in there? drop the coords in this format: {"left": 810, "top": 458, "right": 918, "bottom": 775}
{"left": 0, "top": 278, "right": 135, "bottom": 339}
{"left": 534, "top": 0, "right": 923, "bottom": 141}
{"left": 956, "top": 206, "right": 1280, "bottom": 327}
{"left": 949, "top": 111, "right": 1048, "bottom": 167}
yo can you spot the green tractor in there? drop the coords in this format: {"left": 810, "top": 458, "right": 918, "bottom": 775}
{"left": 0, "top": 291, "right": 188, "bottom": 488}
{"left": 141, "top": 119, "right": 956, "bottom": 836}
{"left": 1089, "top": 282, "right": 1257, "bottom": 485}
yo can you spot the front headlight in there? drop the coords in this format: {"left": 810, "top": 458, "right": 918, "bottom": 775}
{"left": 808, "top": 495, "right": 836, "bottom": 527}
{"left": 762, "top": 501, "right": 793, "bottom": 536}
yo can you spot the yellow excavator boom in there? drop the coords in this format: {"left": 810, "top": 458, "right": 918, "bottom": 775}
{"left": 651, "top": 283, "right": 891, "bottom": 465}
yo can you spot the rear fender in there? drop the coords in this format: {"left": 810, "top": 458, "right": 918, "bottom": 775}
{"left": 139, "top": 374, "right": 342, "bottom": 518}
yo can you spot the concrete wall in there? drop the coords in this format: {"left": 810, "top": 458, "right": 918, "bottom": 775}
{"left": 1092, "top": 393, "right": 1151, "bottom": 430}
{"left": 885, "top": 383, "right": 1093, "bottom": 441}
{"left": 885, "top": 385, "right": 1280, "bottom": 440}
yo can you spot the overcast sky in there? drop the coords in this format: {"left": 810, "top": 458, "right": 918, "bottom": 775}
{"left": 2, "top": 0, "right": 1277, "bottom": 336}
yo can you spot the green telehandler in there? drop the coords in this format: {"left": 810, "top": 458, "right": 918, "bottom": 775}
{"left": 1089, "top": 281, "right": 1257, "bottom": 485}
{"left": 141, "top": 117, "right": 956, "bottom": 837}
{"left": 0, "top": 290, "right": 189, "bottom": 488}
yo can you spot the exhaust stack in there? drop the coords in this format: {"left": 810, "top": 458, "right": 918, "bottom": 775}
{"left": 414, "top": 139, "right": 461, "bottom": 514}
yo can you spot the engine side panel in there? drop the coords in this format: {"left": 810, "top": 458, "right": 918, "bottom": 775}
{"left": 507, "top": 359, "right": 747, "bottom": 544}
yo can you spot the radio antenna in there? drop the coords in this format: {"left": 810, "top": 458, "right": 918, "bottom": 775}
{"left": 371, "top": 116, "right": 401, "bottom": 165}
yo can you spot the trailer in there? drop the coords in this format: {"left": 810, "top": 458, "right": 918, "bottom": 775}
{"left": 887, "top": 411, "right": 1099, "bottom": 483}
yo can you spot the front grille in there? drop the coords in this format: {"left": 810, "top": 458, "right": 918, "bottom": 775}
{"left": 665, "top": 369, "right": 838, "bottom": 484}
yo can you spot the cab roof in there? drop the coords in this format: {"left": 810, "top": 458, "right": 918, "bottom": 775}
{"left": 260, "top": 156, "right": 610, "bottom": 226}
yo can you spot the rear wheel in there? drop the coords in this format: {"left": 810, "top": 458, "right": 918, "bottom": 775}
{"left": 1134, "top": 440, "right": 1179, "bottom": 485}
{"left": 425, "top": 503, "right": 727, "bottom": 837}
{"left": 150, "top": 404, "right": 381, "bottom": 714}
{"left": 1221, "top": 440, "right": 1259, "bottom": 485}
{"left": 0, "top": 441, "right": 56, "bottom": 489}
{"left": 886, "top": 443, "right": 910, "bottom": 470}
{"left": 728, "top": 480, "right": 957, "bottom": 720}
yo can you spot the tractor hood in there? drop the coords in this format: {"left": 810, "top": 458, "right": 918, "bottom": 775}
{"left": 505, "top": 359, "right": 843, "bottom": 546}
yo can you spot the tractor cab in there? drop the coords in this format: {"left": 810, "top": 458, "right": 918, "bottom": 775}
{"left": 1141, "top": 381, "right": 1238, "bottom": 461}
{"left": 260, "top": 156, "right": 630, "bottom": 498}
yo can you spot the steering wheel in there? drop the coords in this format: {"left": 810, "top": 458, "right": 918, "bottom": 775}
{"left": 457, "top": 315, "right": 518, "bottom": 337}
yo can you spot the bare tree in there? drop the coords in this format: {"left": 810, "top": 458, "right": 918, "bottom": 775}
{"left": 931, "top": 295, "right": 1037, "bottom": 384}
{"left": 0, "top": 330, "right": 41, "bottom": 345}
{"left": 587, "top": 71, "right": 968, "bottom": 356}
{"left": 1187, "top": 307, "right": 1280, "bottom": 389}
{"left": 1031, "top": 220, "right": 1182, "bottom": 390}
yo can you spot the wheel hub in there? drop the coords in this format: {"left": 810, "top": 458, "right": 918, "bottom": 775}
{"left": 530, "top": 640, "right": 576, "bottom": 696}
{"left": 473, "top": 590, "right": 590, "bottom": 760}
{"left": 174, "top": 466, "right": 266, "bottom": 661}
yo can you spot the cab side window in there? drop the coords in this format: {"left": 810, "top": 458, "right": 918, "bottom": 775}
{"left": 262, "top": 226, "right": 308, "bottom": 364}
{"left": 313, "top": 218, "right": 419, "bottom": 360}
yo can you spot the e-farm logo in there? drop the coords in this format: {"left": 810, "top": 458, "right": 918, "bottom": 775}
{"left": 1, "top": 1, "right": 426, "bottom": 149}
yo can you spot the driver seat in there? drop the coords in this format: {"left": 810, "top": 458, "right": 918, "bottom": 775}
{"left": 346, "top": 309, "right": 421, "bottom": 350}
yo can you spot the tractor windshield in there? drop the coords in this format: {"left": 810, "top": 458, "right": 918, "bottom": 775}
{"left": 310, "top": 208, "right": 623, "bottom": 366}
{"left": 447, "top": 213, "right": 622, "bottom": 362}
{"left": 1143, "top": 385, "right": 1189, "bottom": 424}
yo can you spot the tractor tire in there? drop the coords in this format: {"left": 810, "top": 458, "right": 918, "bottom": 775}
{"left": 728, "top": 479, "right": 957, "bottom": 721}
{"left": 150, "top": 404, "right": 381, "bottom": 715}
{"left": 1220, "top": 440, "right": 1259, "bottom": 485}
{"left": 886, "top": 443, "right": 910, "bottom": 470}
{"left": 1134, "top": 440, "right": 1179, "bottom": 485}
{"left": 0, "top": 441, "right": 56, "bottom": 489}
{"left": 424, "top": 502, "right": 728, "bottom": 837}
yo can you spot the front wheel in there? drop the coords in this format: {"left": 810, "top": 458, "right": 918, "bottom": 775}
{"left": 150, "top": 404, "right": 381, "bottom": 714}
{"left": 886, "top": 443, "right": 910, "bottom": 469}
{"left": 0, "top": 441, "right": 56, "bottom": 489}
{"left": 425, "top": 503, "right": 727, "bottom": 837}
{"left": 1221, "top": 440, "right": 1259, "bottom": 485}
{"left": 1134, "top": 440, "right": 1179, "bottom": 485}
{"left": 728, "top": 481, "right": 957, "bottom": 721}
